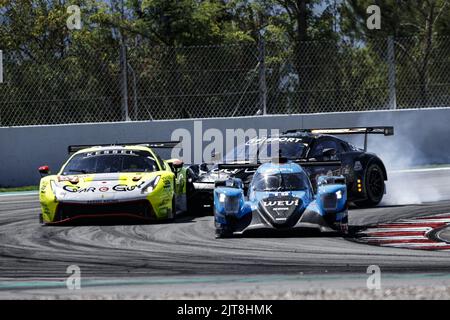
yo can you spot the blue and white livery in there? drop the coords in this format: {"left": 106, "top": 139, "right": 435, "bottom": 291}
{"left": 213, "top": 161, "right": 348, "bottom": 237}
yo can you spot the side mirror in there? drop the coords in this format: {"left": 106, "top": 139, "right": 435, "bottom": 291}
{"left": 38, "top": 165, "right": 50, "bottom": 177}
{"left": 322, "top": 148, "right": 337, "bottom": 158}
{"left": 317, "top": 175, "right": 346, "bottom": 187}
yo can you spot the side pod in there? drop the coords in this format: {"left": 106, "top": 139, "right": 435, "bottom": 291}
{"left": 214, "top": 178, "right": 250, "bottom": 223}
{"left": 316, "top": 175, "right": 347, "bottom": 214}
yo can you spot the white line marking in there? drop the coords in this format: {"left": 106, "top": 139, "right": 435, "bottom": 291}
{"left": 362, "top": 227, "right": 432, "bottom": 233}
{"left": 0, "top": 199, "right": 39, "bottom": 204}
{"left": 359, "top": 235, "right": 428, "bottom": 241}
{"left": 0, "top": 191, "right": 38, "bottom": 197}
{"left": 390, "top": 167, "right": 450, "bottom": 173}
{"left": 381, "top": 242, "right": 450, "bottom": 248}
{"left": 378, "top": 219, "right": 450, "bottom": 226}
{"left": 403, "top": 219, "right": 450, "bottom": 224}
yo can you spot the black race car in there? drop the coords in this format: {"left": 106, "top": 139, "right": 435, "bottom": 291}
{"left": 187, "top": 126, "right": 393, "bottom": 213}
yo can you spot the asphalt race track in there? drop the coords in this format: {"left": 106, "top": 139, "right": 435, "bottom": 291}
{"left": 2, "top": 168, "right": 450, "bottom": 299}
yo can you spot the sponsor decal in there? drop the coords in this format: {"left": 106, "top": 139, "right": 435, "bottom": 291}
{"left": 62, "top": 181, "right": 145, "bottom": 193}
{"left": 113, "top": 181, "right": 145, "bottom": 192}
{"left": 40, "top": 182, "right": 47, "bottom": 194}
{"left": 63, "top": 185, "right": 93, "bottom": 193}
{"left": 163, "top": 179, "right": 171, "bottom": 190}
{"left": 263, "top": 200, "right": 299, "bottom": 207}
{"left": 86, "top": 199, "right": 119, "bottom": 204}
{"left": 212, "top": 168, "right": 257, "bottom": 174}
{"left": 85, "top": 149, "right": 138, "bottom": 157}
{"left": 246, "top": 137, "right": 306, "bottom": 145}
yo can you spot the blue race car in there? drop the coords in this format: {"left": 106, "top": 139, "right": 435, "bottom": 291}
{"left": 213, "top": 160, "right": 348, "bottom": 238}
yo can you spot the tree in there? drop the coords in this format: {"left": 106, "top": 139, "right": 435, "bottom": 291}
{"left": 342, "top": 0, "right": 450, "bottom": 107}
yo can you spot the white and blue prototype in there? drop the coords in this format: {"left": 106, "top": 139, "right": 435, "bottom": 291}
{"left": 213, "top": 161, "right": 348, "bottom": 238}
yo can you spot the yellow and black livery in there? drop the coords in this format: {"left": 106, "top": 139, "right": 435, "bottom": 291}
{"left": 38, "top": 142, "right": 187, "bottom": 224}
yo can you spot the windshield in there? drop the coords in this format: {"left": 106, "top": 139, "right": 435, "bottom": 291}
{"left": 252, "top": 172, "right": 309, "bottom": 192}
{"left": 223, "top": 138, "right": 307, "bottom": 163}
{"left": 261, "top": 141, "right": 306, "bottom": 159}
{"left": 62, "top": 150, "right": 159, "bottom": 175}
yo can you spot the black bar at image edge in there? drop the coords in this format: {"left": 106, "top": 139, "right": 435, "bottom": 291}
{"left": 0, "top": 300, "right": 442, "bottom": 318}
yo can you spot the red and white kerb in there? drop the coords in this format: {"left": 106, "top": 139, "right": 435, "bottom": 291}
{"left": 356, "top": 213, "right": 450, "bottom": 251}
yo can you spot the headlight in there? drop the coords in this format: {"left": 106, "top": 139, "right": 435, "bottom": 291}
{"left": 219, "top": 193, "right": 226, "bottom": 203}
{"left": 141, "top": 175, "right": 161, "bottom": 194}
{"left": 336, "top": 190, "right": 343, "bottom": 199}
{"left": 57, "top": 175, "right": 79, "bottom": 184}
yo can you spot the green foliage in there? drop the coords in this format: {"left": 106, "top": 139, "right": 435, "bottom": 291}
{"left": 0, "top": 0, "right": 449, "bottom": 125}
{"left": 0, "top": 186, "right": 38, "bottom": 192}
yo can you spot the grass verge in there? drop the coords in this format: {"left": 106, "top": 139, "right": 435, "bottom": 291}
{"left": 0, "top": 186, "right": 39, "bottom": 192}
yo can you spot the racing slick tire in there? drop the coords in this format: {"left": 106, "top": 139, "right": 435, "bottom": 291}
{"left": 355, "top": 163, "right": 385, "bottom": 208}
{"left": 215, "top": 227, "right": 233, "bottom": 239}
{"left": 214, "top": 218, "right": 233, "bottom": 238}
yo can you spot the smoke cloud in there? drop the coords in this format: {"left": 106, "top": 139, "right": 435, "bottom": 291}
{"left": 346, "top": 114, "right": 450, "bottom": 206}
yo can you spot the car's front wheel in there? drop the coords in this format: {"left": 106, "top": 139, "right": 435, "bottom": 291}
{"left": 215, "top": 227, "right": 233, "bottom": 239}
{"left": 355, "top": 163, "right": 385, "bottom": 208}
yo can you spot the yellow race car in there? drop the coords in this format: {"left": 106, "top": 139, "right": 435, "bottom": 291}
{"left": 38, "top": 142, "right": 187, "bottom": 224}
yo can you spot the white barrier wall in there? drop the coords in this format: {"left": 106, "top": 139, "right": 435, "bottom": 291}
{"left": 1, "top": 108, "right": 450, "bottom": 187}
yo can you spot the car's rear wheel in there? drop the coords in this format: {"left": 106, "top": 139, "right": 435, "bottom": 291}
{"left": 355, "top": 163, "right": 385, "bottom": 208}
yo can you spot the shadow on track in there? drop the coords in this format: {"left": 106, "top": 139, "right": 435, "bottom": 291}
{"left": 348, "top": 203, "right": 411, "bottom": 210}
{"left": 42, "top": 214, "right": 198, "bottom": 227}
{"left": 224, "top": 228, "right": 343, "bottom": 239}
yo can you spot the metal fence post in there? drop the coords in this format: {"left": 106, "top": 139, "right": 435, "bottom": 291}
{"left": 119, "top": 0, "right": 130, "bottom": 121}
{"left": 258, "top": 33, "right": 267, "bottom": 115}
{"left": 127, "top": 62, "right": 139, "bottom": 121}
{"left": 0, "top": 50, "right": 3, "bottom": 84}
{"left": 0, "top": 50, "right": 2, "bottom": 126}
{"left": 120, "top": 42, "right": 130, "bottom": 121}
{"left": 387, "top": 36, "right": 397, "bottom": 110}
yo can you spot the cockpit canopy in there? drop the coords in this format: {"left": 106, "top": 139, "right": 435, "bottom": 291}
{"left": 251, "top": 170, "right": 310, "bottom": 192}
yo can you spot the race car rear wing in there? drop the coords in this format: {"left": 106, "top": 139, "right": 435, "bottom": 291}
{"left": 67, "top": 141, "right": 181, "bottom": 154}
{"left": 217, "top": 160, "right": 342, "bottom": 187}
{"left": 218, "top": 159, "right": 341, "bottom": 171}
{"left": 218, "top": 163, "right": 260, "bottom": 170}
{"left": 283, "top": 126, "right": 394, "bottom": 151}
